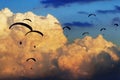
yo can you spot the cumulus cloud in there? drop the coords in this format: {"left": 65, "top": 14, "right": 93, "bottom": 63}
{"left": 111, "top": 17, "right": 120, "bottom": 24}
{"left": 77, "top": 11, "right": 89, "bottom": 15}
{"left": 96, "top": 5, "right": 120, "bottom": 14}
{"left": 0, "top": 8, "right": 120, "bottom": 80}
{"left": 64, "top": 21, "right": 93, "bottom": 27}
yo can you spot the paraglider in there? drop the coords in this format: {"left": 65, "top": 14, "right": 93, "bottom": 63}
{"left": 26, "top": 58, "right": 36, "bottom": 70}
{"left": 114, "top": 23, "right": 119, "bottom": 26}
{"left": 19, "top": 41, "right": 22, "bottom": 45}
{"left": 112, "top": 17, "right": 120, "bottom": 27}
{"left": 82, "top": 32, "right": 89, "bottom": 36}
{"left": 9, "top": 22, "right": 33, "bottom": 31}
{"left": 88, "top": 13, "right": 97, "bottom": 24}
{"left": 88, "top": 14, "right": 96, "bottom": 17}
{"left": 23, "top": 19, "right": 32, "bottom": 22}
{"left": 33, "top": 45, "right": 36, "bottom": 48}
{"left": 63, "top": 26, "right": 71, "bottom": 38}
{"left": 100, "top": 28, "right": 106, "bottom": 31}
{"left": 25, "top": 30, "right": 44, "bottom": 37}
{"left": 63, "top": 26, "right": 71, "bottom": 30}
{"left": 26, "top": 58, "right": 36, "bottom": 62}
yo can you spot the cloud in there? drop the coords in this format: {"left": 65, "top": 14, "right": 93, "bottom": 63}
{"left": 57, "top": 35, "right": 120, "bottom": 79}
{"left": 64, "top": 21, "right": 94, "bottom": 27}
{"left": 0, "top": 8, "right": 120, "bottom": 80}
{"left": 96, "top": 5, "right": 120, "bottom": 14}
{"left": 0, "top": 8, "right": 67, "bottom": 79}
{"left": 77, "top": 11, "right": 89, "bottom": 15}
{"left": 40, "top": 0, "right": 108, "bottom": 8}
{"left": 115, "top": 5, "right": 120, "bottom": 10}
{"left": 97, "top": 10, "right": 118, "bottom": 14}
{"left": 112, "top": 17, "right": 120, "bottom": 22}
{"left": 111, "top": 17, "right": 120, "bottom": 25}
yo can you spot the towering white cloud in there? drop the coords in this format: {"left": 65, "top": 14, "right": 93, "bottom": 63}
{"left": 0, "top": 8, "right": 120, "bottom": 80}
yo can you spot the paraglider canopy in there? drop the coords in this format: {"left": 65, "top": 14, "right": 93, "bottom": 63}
{"left": 82, "top": 32, "right": 89, "bottom": 36}
{"left": 100, "top": 28, "right": 106, "bottom": 31}
{"left": 25, "top": 30, "right": 44, "bottom": 37}
{"left": 88, "top": 13, "right": 96, "bottom": 17}
{"left": 63, "top": 26, "right": 71, "bottom": 30}
{"left": 26, "top": 58, "right": 36, "bottom": 62}
{"left": 114, "top": 23, "right": 119, "bottom": 26}
{"left": 9, "top": 22, "right": 33, "bottom": 31}
{"left": 23, "top": 19, "right": 32, "bottom": 22}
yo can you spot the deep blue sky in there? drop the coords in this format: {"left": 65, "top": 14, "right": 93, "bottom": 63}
{"left": 0, "top": 0, "right": 120, "bottom": 45}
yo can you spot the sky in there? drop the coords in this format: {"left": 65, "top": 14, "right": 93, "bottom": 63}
{"left": 0, "top": 0, "right": 120, "bottom": 45}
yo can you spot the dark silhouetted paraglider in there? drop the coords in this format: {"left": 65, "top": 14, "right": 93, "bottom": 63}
{"left": 26, "top": 58, "right": 36, "bottom": 62}
{"left": 63, "top": 26, "right": 71, "bottom": 30}
{"left": 26, "top": 58, "right": 36, "bottom": 70}
{"left": 88, "top": 14, "right": 96, "bottom": 17}
{"left": 33, "top": 45, "right": 36, "bottom": 48}
{"left": 25, "top": 30, "right": 44, "bottom": 36}
{"left": 82, "top": 32, "right": 89, "bottom": 36}
{"left": 9, "top": 22, "right": 33, "bottom": 31}
{"left": 114, "top": 23, "right": 119, "bottom": 27}
{"left": 19, "top": 41, "right": 22, "bottom": 45}
{"left": 63, "top": 26, "right": 71, "bottom": 38}
{"left": 23, "top": 19, "right": 32, "bottom": 22}
{"left": 100, "top": 28, "right": 106, "bottom": 31}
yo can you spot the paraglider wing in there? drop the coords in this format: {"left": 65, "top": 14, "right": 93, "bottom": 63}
{"left": 26, "top": 58, "right": 36, "bottom": 62}
{"left": 9, "top": 22, "right": 33, "bottom": 31}
{"left": 82, "top": 32, "right": 89, "bottom": 36}
{"left": 88, "top": 14, "right": 96, "bottom": 17}
{"left": 114, "top": 23, "right": 119, "bottom": 26}
{"left": 23, "top": 19, "right": 32, "bottom": 22}
{"left": 100, "top": 28, "right": 106, "bottom": 31}
{"left": 25, "top": 30, "right": 44, "bottom": 36}
{"left": 63, "top": 26, "right": 71, "bottom": 30}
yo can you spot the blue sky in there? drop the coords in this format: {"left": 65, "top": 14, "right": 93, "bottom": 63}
{"left": 0, "top": 0, "right": 120, "bottom": 45}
